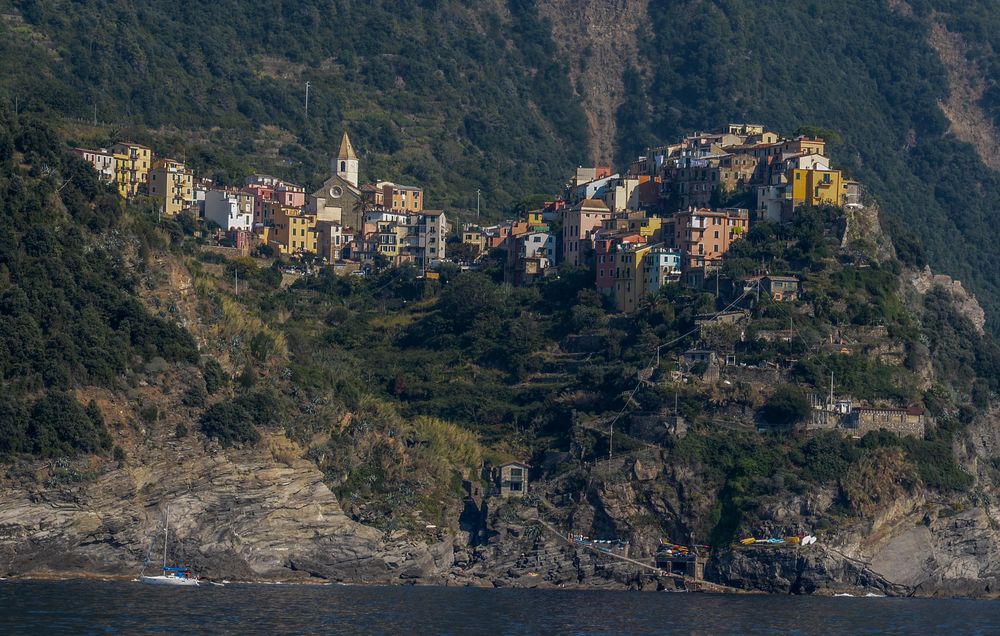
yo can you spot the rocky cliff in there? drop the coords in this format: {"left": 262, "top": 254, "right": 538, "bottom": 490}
{"left": 0, "top": 428, "right": 453, "bottom": 583}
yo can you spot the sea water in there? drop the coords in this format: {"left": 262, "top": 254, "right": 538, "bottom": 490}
{"left": 1, "top": 579, "right": 999, "bottom": 635}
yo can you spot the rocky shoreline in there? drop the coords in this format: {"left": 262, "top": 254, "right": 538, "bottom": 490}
{"left": 4, "top": 428, "right": 1000, "bottom": 599}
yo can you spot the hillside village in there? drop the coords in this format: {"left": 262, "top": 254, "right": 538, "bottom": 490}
{"left": 73, "top": 123, "right": 929, "bottom": 441}
{"left": 74, "top": 134, "right": 448, "bottom": 272}
{"left": 2, "top": 102, "right": 990, "bottom": 594}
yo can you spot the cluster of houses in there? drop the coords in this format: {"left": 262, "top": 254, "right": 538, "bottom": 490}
{"left": 461, "top": 123, "right": 860, "bottom": 312}
{"left": 74, "top": 133, "right": 447, "bottom": 271}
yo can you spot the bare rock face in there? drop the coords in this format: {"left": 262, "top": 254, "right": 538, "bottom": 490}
{"left": 0, "top": 437, "right": 448, "bottom": 583}
{"left": 537, "top": 0, "right": 648, "bottom": 163}
{"left": 710, "top": 502, "right": 1000, "bottom": 598}
{"left": 908, "top": 265, "right": 986, "bottom": 334}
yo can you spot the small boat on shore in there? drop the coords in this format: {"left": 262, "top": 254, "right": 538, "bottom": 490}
{"left": 140, "top": 506, "right": 199, "bottom": 587}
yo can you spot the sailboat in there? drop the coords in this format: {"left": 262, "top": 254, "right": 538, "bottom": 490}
{"left": 140, "top": 506, "right": 199, "bottom": 587}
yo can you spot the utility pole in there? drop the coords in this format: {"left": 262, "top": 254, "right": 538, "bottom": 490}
{"left": 609, "top": 421, "right": 613, "bottom": 463}
{"left": 304, "top": 81, "right": 311, "bottom": 118}
{"left": 235, "top": 267, "right": 239, "bottom": 296}
{"left": 477, "top": 189, "right": 481, "bottom": 219}
{"left": 93, "top": 103, "right": 97, "bottom": 127}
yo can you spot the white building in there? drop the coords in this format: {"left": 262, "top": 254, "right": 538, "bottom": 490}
{"left": 203, "top": 189, "right": 254, "bottom": 231}
{"left": 520, "top": 231, "right": 555, "bottom": 261}
{"left": 645, "top": 247, "right": 682, "bottom": 293}
{"left": 402, "top": 210, "right": 447, "bottom": 268}
{"left": 73, "top": 148, "right": 116, "bottom": 183}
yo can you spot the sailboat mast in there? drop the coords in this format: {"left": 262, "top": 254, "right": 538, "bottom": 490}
{"left": 163, "top": 506, "right": 169, "bottom": 570}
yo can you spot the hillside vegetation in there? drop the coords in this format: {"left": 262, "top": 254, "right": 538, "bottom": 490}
{"left": 7, "top": 0, "right": 1000, "bottom": 332}
{"left": 0, "top": 0, "right": 586, "bottom": 210}
{"left": 2, "top": 110, "right": 1000, "bottom": 573}
{"left": 0, "top": 113, "right": 197, "bottom": 457}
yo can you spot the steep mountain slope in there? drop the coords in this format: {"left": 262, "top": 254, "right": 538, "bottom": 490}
{"left": 4, "top": 1, "right": 1000, "bottom": 331}
{"left": 0, "top": 113, "right": 455, "bottom": 582}
{"left": 0, "top": 0, "right": 587, "bottom": 209}
{"left": 7, "top": 109, "right": 1000, "bottom": 595}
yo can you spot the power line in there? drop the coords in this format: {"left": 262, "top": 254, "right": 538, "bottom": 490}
{"left": 601, "top": 286, "right": 757, "bottom": 462}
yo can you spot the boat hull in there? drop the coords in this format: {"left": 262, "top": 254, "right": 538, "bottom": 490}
{"left": 140, "top": 575, "right": 199, "bottom": 587}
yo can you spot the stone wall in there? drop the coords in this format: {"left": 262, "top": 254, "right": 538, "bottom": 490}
{"left": 851, "top": 410, "right": 925, "bottom": 438}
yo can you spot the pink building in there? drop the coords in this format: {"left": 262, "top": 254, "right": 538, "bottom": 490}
{"left": 275, "top": 182, "right": 306, "bottom": 207}
{"left": 243, "top": 184, "right": 275, "bottom": 225}
{"left": 561, "top": 199, "right": 612, "bottom": 268}
{"left": 594, "top": 231, "right": 645, "bottom": 297}
{"left": 243, "top": 179, "right": 305, "bottom": 223}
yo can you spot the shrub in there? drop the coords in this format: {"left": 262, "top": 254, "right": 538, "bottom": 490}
{"left": 759, "top": 386, "right": 811, "bottom": 427}
{"left": 199, "top": 401, "right": 261, "bottom": 447}
{"left": 203, "top": 359, "right": 228, "bottom": 395}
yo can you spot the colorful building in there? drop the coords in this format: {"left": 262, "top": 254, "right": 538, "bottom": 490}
{"left": 789, "top": 168, "right": 845, "bottom": 208}
{"left": 674, "top": 208, "right": 749, "bottom": 283}
{"left": 383, "top": 182, "right": 423, "bottom": 212}
{"left": 110, "top": 142, "right": 152, "bottom": 198}
{"left": 147, "top": 158, "right": 193, "bottom": 217}
{"left": 613, "top": 242, "right": 655, "bottom": 313}
{"left": 561, "top": 199, "right": 613, "bottom": 268}
{"left": 269, "top": 206, "right": 318, "bottom": 255}
{"left": 594, "top": 231, "right": 645, "bottom": 298}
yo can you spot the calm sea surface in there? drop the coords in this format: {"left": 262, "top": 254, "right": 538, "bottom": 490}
{"left": 1, "top": 579, "right": 998, "bottom": 635}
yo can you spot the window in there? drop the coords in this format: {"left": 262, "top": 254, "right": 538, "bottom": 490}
{"left": 714, "top": 231, "right": 719, "bottom": 239}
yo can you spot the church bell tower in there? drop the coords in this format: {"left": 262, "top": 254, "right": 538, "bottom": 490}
{"left": 333, "top": 132, "right": 359, "bottom": 188}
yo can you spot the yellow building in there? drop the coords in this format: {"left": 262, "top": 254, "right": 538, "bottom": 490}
{"left": 790, "top": 168, "right": 845, "bottom": 207}
{"left": 373, "top": 220, "right": 407, "bottom": 262}
{"left": 113, "top": 153, "right": 131, "bottom": 198}
{"left": 614, "top": 242, "right": 654, "bottom": 314}
{"left": 270, "top": 206, "right": 318, "bottom": 255}
{"left": 110, "top": 142, "right": 152, "bottom": 198}
{"left": 462, "top": 228, "right": 486, "bottom": 253}
{"left": 148, "top": 158, "right": 193, "bottom": 217}
{"left": 602, "top": 214, "right": 663, "bottom": 241}
{"left": 527, "top": 209, "right": 545, "bottom": 227}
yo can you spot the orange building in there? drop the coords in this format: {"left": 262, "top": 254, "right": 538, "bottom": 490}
{"left": 382, "top": 182, "right": 423, "bottom": 212}
{"left": 674, "top": 207, "right": 749, "bottom": 283}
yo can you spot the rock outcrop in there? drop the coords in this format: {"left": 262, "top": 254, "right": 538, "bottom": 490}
{"left": 711, "top": 505, "right": 1000, "bottom": 598}
{"left": 0, "top": 433, "right": 450, "bottom": 583}
{"left": 908, "top": 266, "right": 986, "bottom": 334}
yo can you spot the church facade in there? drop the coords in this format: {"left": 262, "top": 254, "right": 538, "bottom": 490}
{"left": 308, "top": 132, "right": 364, "bottom": 230}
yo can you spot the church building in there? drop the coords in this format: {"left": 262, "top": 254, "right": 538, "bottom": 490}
{"left": 308, "top": 132, "right": 364, "bottom": 230}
